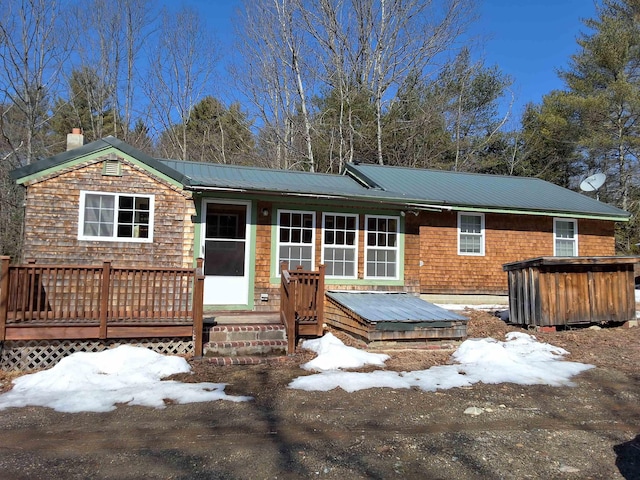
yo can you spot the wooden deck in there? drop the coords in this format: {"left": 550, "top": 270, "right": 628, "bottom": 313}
{"left": 0, "top": 257, "right": 205, "bottom": 355}
{"left": 0, "top": 258, "right": 329, "bottom": 360}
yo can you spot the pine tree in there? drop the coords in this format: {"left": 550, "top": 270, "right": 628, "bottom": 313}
{"left": 158, "top": 96, "right": 254, "bottom": 165}
{"left": 553, "top": 0, "right": 640, "bottom": 251}
{"left": 560, "top": 0, "right": 640, "bottom": 207}
{"left": 49, "top": 67, "right": 124, "bottom": 152}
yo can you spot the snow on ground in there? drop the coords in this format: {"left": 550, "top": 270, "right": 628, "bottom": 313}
{"left": 0, "top": 330, "right": 595, "bottom": 413}
{"left": 300, "top": 333, "right": 389, "bottom": 371}
{"left": 289, "top": 332, "right": 594, "bottom": 392}
{"left": 0, "top": 345, "right": 250, "bottom": 413}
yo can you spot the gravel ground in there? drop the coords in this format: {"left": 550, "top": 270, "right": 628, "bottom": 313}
{"left": 0, "top": 310, "right": 638, "bottom": 479}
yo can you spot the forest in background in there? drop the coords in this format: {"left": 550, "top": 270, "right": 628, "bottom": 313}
{"left": 1, "top": 0, "right": 639, "bottom": 259}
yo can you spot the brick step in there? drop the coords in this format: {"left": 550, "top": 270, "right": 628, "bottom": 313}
{"left": 199, "top": 356, "right": 290, "bottom": 366}
{"left": 203, "top": 312, "right": 280, "bottom": 326}
{"left": 203, "top": 339, "right": 288, "bottom": 357}
{"left": 205, "top": 324, "right": 286, "bottom": 343}
{"left": 203, "top": 324, "right": 288, "bottom": 357}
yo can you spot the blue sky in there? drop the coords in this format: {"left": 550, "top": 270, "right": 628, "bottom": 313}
{"left": 181, "top": 0, "right": 598, "bottom": 120}
{"left": 474, "top": 0, "right": 597, "bottom": 116}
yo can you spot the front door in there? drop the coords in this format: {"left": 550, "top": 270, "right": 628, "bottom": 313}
{"left": 202, "top": 200, "right": 251, "bottom": 305}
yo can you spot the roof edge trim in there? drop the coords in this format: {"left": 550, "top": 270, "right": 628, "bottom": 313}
{"left": 452, "top": 205, "right": 629, "bottom": 222}
{"left": 11, "top": 136, "right": 190, "bottom": 188}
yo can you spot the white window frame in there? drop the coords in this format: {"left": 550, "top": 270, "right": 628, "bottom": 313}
{"left": 458, "top": 212, "right": 485, "bottom": 256}
{"left": 364, "top": 214, "right": 400, "bottom": 280}
{"left": 78, "top": 190, "right": 154, "bottom": 243}
{"left": 321, "top": 212, "right": 359, "bottom": 279}
{"left": 554, "top": 218, "right": 578, "bottom": 256}
{"left": 276, "top": 209, "right": 316, "bottom": 276}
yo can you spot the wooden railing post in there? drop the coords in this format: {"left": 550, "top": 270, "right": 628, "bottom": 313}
{"left": 99, "top": 261, "right": 111, "bottom": 339}
{"left": 0, "top": 256, "right": 10, "bottom": 341}
{"left": 279, "top": 263, "right": 298, "bottom": 354}
{"left": 192, "top": 258, "right": 205, "bottom": 357}
{"left": 316, "top": 264, "right": 325, "bottom": 336}
{"left": 279, "top": 262, "right": 289, "bottom": 322}
{"left": 287, "top": 277, "right": 297, "bottom": 354}
{"left": 26, "top": 259, "right": 36, "bottom": 321}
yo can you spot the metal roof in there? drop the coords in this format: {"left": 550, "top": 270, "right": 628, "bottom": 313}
{"left": 10, "top": 136, "right": 630, "bottom": 220}
{"left": 346, "top": 163, "right": 630, "bottom": 219}
{"left": 158, "top": 159, "right": 379, "bottom": 198}
{"left": 326, "top": 291, "right": 468, "bottom": 323}
{"left": 10, "top": 137, "right": 190, "bottom": 186}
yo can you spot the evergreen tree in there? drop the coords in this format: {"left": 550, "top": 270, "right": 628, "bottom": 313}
{"left": 312, "top": 86, "right": 377, "bottom": 173}
{"left": 128, "top": 119, "right": 153, "bottom": 153}
{"left": 49, "top": 67, "right": 124, "bottom": 152}
{"left": 158, "top": 96, "right": 254, "bottom": 165}
{"left": 434, "top": 48, "right": 512, "bottom": 172}
{"left": 381, "top": 73, "right": 452, "bottom": 169}
{"left": 552, "top": 0, "right": 640, "bottom": 251}
{"left": 514, "top": 95, "right": 581, "bottom": 186}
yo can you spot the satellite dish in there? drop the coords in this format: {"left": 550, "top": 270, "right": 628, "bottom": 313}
{"left": 580, "top": 173, "right": 606, "bottom": 192}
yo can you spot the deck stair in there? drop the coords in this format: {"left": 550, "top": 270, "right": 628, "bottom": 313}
{"left": 202, "top": 312, "right": 288, "bottom": 364}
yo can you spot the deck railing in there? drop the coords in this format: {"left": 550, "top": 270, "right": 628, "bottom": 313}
{"left": 0, "top": 257, "right": 205, "bottom": 356}
{"left": 280, "top": 263, "right": 325, "bottom": 354}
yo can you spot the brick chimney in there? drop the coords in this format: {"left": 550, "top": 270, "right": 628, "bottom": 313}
{"left": 66, "top": 128, "right": 84, "bottom": 151}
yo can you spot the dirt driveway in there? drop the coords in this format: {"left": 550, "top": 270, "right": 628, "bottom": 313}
{"left": 0, "top": 311, "right": 639, "bottom": 479}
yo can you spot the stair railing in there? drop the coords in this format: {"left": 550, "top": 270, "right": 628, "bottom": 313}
{"left": 279, "top": 263, "right": 325, "bottom": 354}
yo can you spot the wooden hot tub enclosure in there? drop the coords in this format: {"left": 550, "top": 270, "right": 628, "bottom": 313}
{"left": 503, "top": 256, "right": 640, "bottom": 328}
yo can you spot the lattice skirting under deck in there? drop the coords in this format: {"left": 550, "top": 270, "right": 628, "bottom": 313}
{"left": 0, "top": 338, "right": 194, "bottom": 372}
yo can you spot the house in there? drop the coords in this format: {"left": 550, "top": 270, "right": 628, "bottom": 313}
{"left": 10, "top": 135, "right": 630, "bottom": 312}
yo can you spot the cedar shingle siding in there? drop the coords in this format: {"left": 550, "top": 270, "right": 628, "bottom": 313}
{"left": 419, "top": 212, "right": 615, "bottom": 294}
{"left": 22, "top": 156, "right": 195, "bottom": 268}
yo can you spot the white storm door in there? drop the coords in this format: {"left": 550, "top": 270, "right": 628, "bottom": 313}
{"left": 202, "top": 201, "right": 251, "bottom": 305}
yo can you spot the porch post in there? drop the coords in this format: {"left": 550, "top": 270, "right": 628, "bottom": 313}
{"left": 316, "top": 264, "right": 325, "bottom": 336}
{"left": 99, "top": 261, "right": 111, "bottom": 339}
{"left": 0, "top": 256, "right": 10, "bottom": 341}
{"left": 192, "top": 258, "right": 205, "bottom": 357}
{"left": 287, "top": 278, "right": 297, "bottom": 355}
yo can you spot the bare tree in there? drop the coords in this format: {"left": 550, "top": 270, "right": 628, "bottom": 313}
{"left": 349, "top": 0, "right": 475, "bottom": 165}
{"left": 236, "top": 0, "right": 475, "bottom": 170}
{"left": 0, "top": 105, "right": 25, "bottom": 258}
{"left": 276, "top": 0, "right": 316, "bottom": 172}
{"left": 145, "top": 7, "right": 218, "bottom": 160}
{"left": 68, "top": 0, "right": 154, "bottom": 140}
{"left": 0, "top": 0, "right": 72, "bottom": 164}
{"left": 300, "top": 0, "right": 359, "bottom": 172}
{"left": 119, "top": 0, "right": 155, "bottom": 142}
{"left": 234, "top": 0, "right": 318, "bottom": 171}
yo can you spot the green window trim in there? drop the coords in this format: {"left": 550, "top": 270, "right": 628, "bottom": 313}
{"left": 322, "top": 212, "right": 359, "bottom": 279}
{"left": 269, "top": 206, "right": 405, "bottom": 285}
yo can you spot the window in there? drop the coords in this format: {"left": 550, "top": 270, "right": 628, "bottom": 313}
{"left": 365, "top": 215, "right": 399, "bottom": 279}
{"left": 79, "top": 191, "right": 153, "bottom": 242}
{"left": 322, "top": 213, "right": 358, "bottom": 278}
{"left": 277, "top": 210, "right": 315, "bottom": 271}
{"left": 458, "top": 213, "right": 484, "bottom": 255}
{"left": 554, "top": 218, "right": 578, "bottom": 256}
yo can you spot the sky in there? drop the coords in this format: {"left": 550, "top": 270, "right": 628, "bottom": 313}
{"left": 178, "top": 0, "right": 599, "bottom": 119}
{"left": 0, "top": 330, "right": 593, "bottom": 413}
{"left": 473, "top": 0, "right": 598, "bottom": 117}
